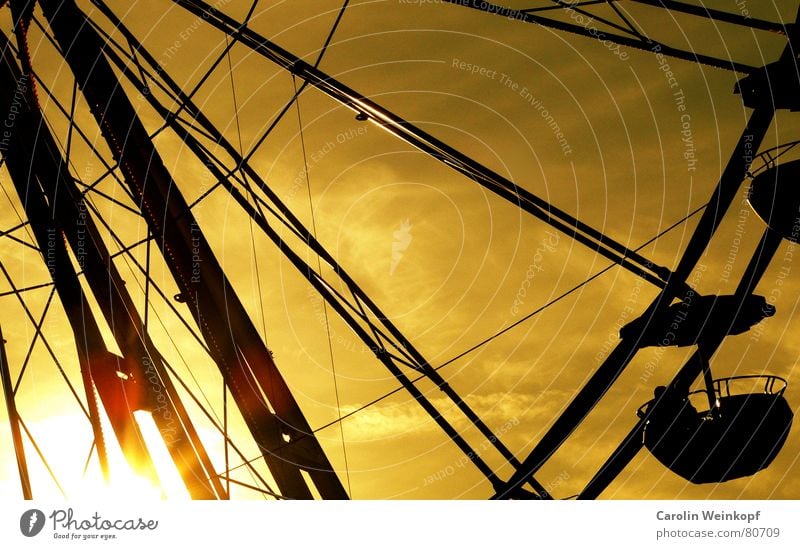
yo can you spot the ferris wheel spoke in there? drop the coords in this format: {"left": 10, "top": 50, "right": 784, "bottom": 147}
{"left": 18, "top": 416, "right": 66, "bottom": 498}
{"left": 85, "top": 8, "right": 554, "bottom": 496}
{"left": 165, "top": 0, "right": 676, "bottom": 291}
{"left": 0, "top": 323, "right": 33, "bottom": 499}
{"left": 579, "top": 228, "right": 784, "bottom": 499}
{"left": 493, "top": 101, "right": 776, "bottom": 498}
{"left": 0, "top": 232, "right": 38, "bottom": 252}
{"left": 0, "top": 0, "right": 794, "bottom": 502}
{"left": 0, "top": 281, "right": 53, "bottom": 297}
{"left": 578, "top": 417, "right": 645, "bottom": 500}
{"left": 440, "top": 0, "right": 759, "bottom": 72}
{"left": 39, "top": 0, "right": 354, "bottom": 499}
{"left": 0, "top": 258, "right": 91, "bottom": 421}
{"left": 629, "top": 0, "right": 787, "bottom": 34}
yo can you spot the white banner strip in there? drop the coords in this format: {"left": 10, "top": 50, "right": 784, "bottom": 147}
{"left": 2, "top": 500, "right": 798, "bottom": 548}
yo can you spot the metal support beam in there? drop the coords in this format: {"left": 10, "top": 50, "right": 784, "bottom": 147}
{"left": 439, "top": 0, "right": 757, "bottom": 72}
{"left": 39, "top": 0, "right": 346, "bottom": 499}
{"left": 579, "top": 229, "right": 783, "bottom": 499}
{"left": 165, "top": 0, "right": 677, "bottom": 291}
{"left": 2, "top": 27, "right": 226, "bottom": 498}
{"left": 629, "top": 0, "right": 787, "bottom": 34}
{"left": 0, "top": 324, "right": 32, "bottom": 499}
{"left": 576, "top": 2, "right": 800, "bottom": 497}
{"left": 24, "top": 96, "right": 224, "bottom": 499}
{"left": 82, "top": 1, "right": 550, "bottom": 496}
{"left": 0, "top": 31, "right": 117, "bottom": 485}
{"left": 494, "top": 103, "right": 775, "bottom": 498}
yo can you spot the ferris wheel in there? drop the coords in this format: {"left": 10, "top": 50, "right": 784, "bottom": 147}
{"left": 0, "top": 0, "right": 798, "bottom": 500}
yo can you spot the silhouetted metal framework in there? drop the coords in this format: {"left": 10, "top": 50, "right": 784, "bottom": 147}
{"left": 0, "top": 323, "right": 31, "bottom": 498}
{"left": 44, "top": 0, "right": 349, "bottom": 500}
{"left": 166, "top": 0, "right": 800, "bottom": 499}
{"left": 1, "top": 22, "right": 235, "bottom": 499}
{"left": 0, "top": 0, "right": 797, "bottom": 500}
{"left": 441, "top": 0, "right": 789, "bottom": 72}
{"left": 89, "top": 0, "right": 550, "bottom": 497}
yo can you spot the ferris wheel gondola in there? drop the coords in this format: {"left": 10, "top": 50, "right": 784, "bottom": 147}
{"left": 0, "top": 0, "right": 798, "bottom": 502}
{"left": 638, "top": 376, "right": 793, "bottom": 484}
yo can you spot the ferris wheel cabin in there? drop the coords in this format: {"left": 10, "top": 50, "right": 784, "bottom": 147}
{"left": 748, "top": 159, "right": 800, "bottom": 241}
{"left": 638, "top": 376, "right": 793, "bottom": 484}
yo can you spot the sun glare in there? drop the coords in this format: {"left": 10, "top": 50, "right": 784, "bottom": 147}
{"left": 70, "top": 410, "right": 189, "bottom": 501}
{"left": 2, "top": 408, "right": 192, "bottom": 500}
{"left": 131, "top": 411, "right": 190, "bottom": 500}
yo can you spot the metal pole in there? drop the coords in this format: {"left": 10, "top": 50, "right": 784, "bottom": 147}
{"left": 494, "top": 103, "right": 775, "bottom": 498}
{"left": 0, "top": 29, "right": 113, "bottom": 485}
{"left": 576, "top": 0, "right": 800, "bottom": 496}
{"left": 40, "top": 0, "right": 346, "bottom": 499}
{"left": 162, "top": 0, "right": 676, "bottom": 291}
{"left": 439, "top": 0, "right": 757, "bottom": 71}
{"left": 0, "top": 325, "right": 32, "bottom": 499}
{"left": 579, "top": 229, "right": 783, "bottom": 499}
{"left": 82, "top": 9, "right": 550, "bottom": 496}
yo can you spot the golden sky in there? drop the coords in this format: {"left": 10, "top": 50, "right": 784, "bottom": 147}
{"left": 1, "top": 0, "right": 800, "bottom": 500}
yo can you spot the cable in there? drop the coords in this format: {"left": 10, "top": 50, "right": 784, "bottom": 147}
{"left": 0, "top": 260, "right": 91, "bottom": 420}
{"left": 318, "top": 203, "right": 709, "bottom": 424}
{"left": 215, "top": 203, "right": 709, "bottom": 479}
{"left": 293, "top": 73, "right": 352, "bottom": 497}
{"left": 223, "top": 34, "right": 271, "bottom": 347}
{"left": 223, "top": 34, "right": 269, "bottom": 497}
{"left": 18, "top": 417, "right": 66, "bottom": 497}
{"left": 239, "top": 0, "right": 351, "bottom": 164}
{"left": 315, "top": 0, "right": 350, "bottom": 69}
